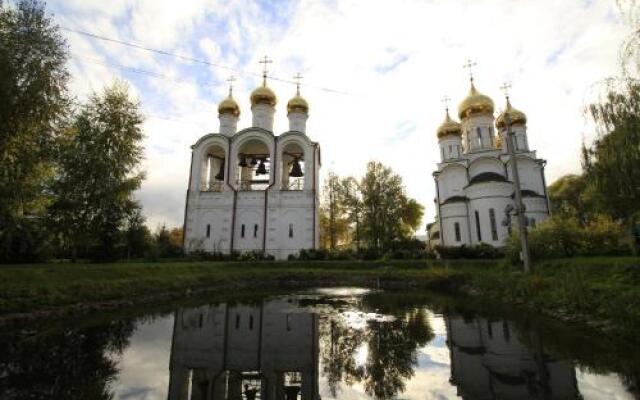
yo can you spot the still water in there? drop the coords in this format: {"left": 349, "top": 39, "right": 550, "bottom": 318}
{"left": 1, "top": 288, "right": 639, "bottom": 399}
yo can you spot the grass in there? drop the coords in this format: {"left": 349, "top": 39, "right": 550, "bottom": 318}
{"left": 1, "top": 257, "right": 639, "bottom": 341}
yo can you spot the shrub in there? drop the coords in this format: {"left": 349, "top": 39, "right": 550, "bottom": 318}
{"left": 504, "top": 214, "right": 633, "bottom": 263}
{"left": 435, "top": 243, "right": 504, "bottom": 259}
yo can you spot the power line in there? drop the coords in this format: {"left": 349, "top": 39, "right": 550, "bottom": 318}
{"left": 61, "top": 26, "right": 351, "bottom": 95}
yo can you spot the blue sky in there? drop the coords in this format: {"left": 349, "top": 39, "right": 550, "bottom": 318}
{"left": 38, "top": 0, "right": 630, "bottom": 230}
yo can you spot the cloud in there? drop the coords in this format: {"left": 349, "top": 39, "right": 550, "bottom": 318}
{"left": 49, "top": 0, "right": 629, "bottom": 229}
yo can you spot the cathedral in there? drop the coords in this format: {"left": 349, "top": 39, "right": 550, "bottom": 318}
{"left": 427, "top": 78, "right": 551, "bottom": 248}
{"left": 183, "top": 63, "right": 320, "bottom": 260}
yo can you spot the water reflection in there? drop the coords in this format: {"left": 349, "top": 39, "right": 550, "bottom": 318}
{"left": 445, "top": 316, "right": 579, "bottom": 399}
{"left": 1, "top": 290, "right": 638, "bottom": 399}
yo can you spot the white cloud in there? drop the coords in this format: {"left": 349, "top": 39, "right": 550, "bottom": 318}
{"left": 51, "top": 0, "right": 629, "bottom": 229}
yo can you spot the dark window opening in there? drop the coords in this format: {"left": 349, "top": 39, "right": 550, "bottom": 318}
{"left": 503, "top": 321, "right": 511, "bottom": 342}
{"left": 289, "top": 223, "right": 294, "bottom": 238}
{"left": 475, "top": 210, "right": 482, "bottom": 241}
{"left": 249, "top": 315, "right": 254, "bottom": 330}
{"left": 454, "top": 222, "right": 461, "bottom": 242}
{"left": 254, "top": 224, "right": 258, "bottom": 238}
{"left": 241, "top": 224, "right": 245, "bottom": 238}
{"left": 199, "top": 314, "right": 203, "bottom": 328}
{"left": 206, "top": 224, "right": 210, "bottom": 238}
{"left": 487, "top": 320, "right": 493, "bottom": 338}
{"left": 489, "top": 208, "right": 498, "bottom": 241}
{"left": 235, "top": 314, "right": 240, "bottom": 329}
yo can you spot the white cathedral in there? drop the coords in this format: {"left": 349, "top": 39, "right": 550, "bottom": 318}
{"left": 427, "top": 78, "right": 551, "bottom": 248}
{"left": 183, "top": 67, "right": 320, "bottom": 260}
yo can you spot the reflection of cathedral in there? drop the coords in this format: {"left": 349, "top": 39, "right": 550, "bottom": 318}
{"left": 444, "top": 315, "right": 581, "bottom": 399}
{"left": 168, "top": 300, "right": 319, "bottom": 400}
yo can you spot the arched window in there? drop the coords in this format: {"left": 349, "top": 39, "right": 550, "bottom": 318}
{"left": 476, "top": 127, "right": 482, "bottom": 147}
{"left": 253, "top": 224, "right": 258, "bottom": 238}
{"left": 249, "top": 315, "right": 254, "bottom": 330}
{"left": 475, "top": 210, "right": 482, "bottom": 241}
{"left": 206, "top": 224, "right": 210, "bottom": 238}
{"left": 489, "top": 209, "right": 498, "bottom": 241}
{"left": 235, "top": 314, "right": 240, "bottom": 329}
{"left": 289, "top": 223, "right": 294, "bottom": 238}
{"left": 241, "top": 224, "right": 245, "bottom": 238}
{"left": 454, "top": 222, "right": 461, "bottom": 242}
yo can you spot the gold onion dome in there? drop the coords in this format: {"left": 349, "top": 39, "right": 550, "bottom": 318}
{"left": 437, "top": 110, "right": 462, "bottom": 139}
{"left": 250, "top": 81, "right": 277, "bottom": 107}
{"left": 287, "top": 91, "right": 309, "bottom": 114}
{"left": 458, "top": 81, "right": 495, "bottom": 119}
{"left": 496, "top": 97, "right": 527, "bottom": 129}
{"left": 218, "top": 93, "right": 240, "bottom": 117}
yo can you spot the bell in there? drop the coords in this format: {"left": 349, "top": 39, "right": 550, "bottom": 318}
{"left": 256, "top": 159, "right": 267, "bottom": 175}
{"left": 250, "top": 157, "right": 258, "bottom": 166}
{"left": 214, "top": 162, "right": 224, "bottom": 181}
{"left": 238, "top": 154, "right": 248, "bottom": 167}
{"left": 289, "top": 158, "right": 303, "bottom": 177}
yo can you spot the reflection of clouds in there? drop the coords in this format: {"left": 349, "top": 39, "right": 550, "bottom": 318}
{"left": 576, "top": 370, "right": 636, "bottom": 400}
{"left": 108, "top": 315, "right": 175, "bottom": 400}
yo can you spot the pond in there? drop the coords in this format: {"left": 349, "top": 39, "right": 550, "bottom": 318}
{"left": 1, "top": 288, "right": 638, "bottom": 399}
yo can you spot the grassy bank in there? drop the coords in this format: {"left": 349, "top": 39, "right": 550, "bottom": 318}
{"left": 1, "top": 257, "right": 639, "bottom": 340}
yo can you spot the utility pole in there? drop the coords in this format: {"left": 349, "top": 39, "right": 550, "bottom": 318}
{"left": 504, "top": 111, "right": 532, "bottom": 272}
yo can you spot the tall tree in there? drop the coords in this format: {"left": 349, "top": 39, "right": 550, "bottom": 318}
{"left": 359, "top": 161, "right": 420, "bottom": 251}
{"left": 339, "top": 176, "right": 363, "bottom": 250}
{"left": 0, "top": 0, "right": 69, "bottom": 262}
{"left": 320, "top": 172, "right": 349, "bottom": 249}
{"left": 51, "top": 82, "right": 145, "bottom": 261}
{"left": 585, "top": 80, "right": 640, "bottom": 224}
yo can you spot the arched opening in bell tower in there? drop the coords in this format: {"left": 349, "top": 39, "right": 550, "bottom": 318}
{"left": 236, "top": 139, "right": 271, "bottom": 191}
{"left": 201, "top": 145, "right": 226, "bottom": 192}
{"left": 281, "top": 142, "right": 305, "bottom": 191}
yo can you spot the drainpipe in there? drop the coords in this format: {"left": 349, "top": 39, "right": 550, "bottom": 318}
{"left": 262, "top": 136, "right": 278, "bottom": 254}
{"left": 182, "top": 152, "right": 194, "bottom": 251}
{"left": 434, "top": 175, "right": 444, "bottom": 247}
{"left": 540, "top": 160, "right": 551, "bottom": 216}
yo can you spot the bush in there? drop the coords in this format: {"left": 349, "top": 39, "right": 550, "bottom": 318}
{"left": 435, "top": 243, "right": 504, "bottom": 259}
{"left": 504, "top": 214, "right": 633, "bottom": 263}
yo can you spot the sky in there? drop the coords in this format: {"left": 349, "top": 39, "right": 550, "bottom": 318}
{"left": 39, "top": 0, "right": 630, "bottom": 231}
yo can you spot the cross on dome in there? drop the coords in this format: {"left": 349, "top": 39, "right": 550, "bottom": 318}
{"left": 293, "top": 72, "right": 303, "bottom": 95}
{"left": 500, "top": 81, "right": 512, "bottom": 100}
{"left": 259, "top": 55, "right": 273, "bottom": 85}
{"left": 463, "top": 59, "right": 477, "bottom": 82}
{"left": 441, "top": 95, "right": 451, "bottom": 112}
{"left": 226, "top": 75, "right": 236, "bottom": 96}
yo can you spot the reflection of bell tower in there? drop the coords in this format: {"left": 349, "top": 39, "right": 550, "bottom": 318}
{"left": 167, "top": 300, "right": 320, "bottom": 400}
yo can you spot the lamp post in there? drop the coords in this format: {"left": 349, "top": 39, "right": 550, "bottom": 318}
{"left": 504, "top": 112, "right": 532, "bottom": 272}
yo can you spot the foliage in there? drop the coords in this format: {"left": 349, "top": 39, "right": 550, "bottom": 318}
{"left": 0, "top": 0, "right": 69, "bottom": 262}
{"left": 319, "top": 172, "right": 350, "bottom": 249}
{"left": 123, "top": 208, "right": 152, "bottom": 259}
{"left": 584, "top": 80, "right": 640, "bottom": 224}
{"left": 547, "top": 174, "right": 597, "bottom": 223}
{"left": 49, "top": 82, "right": 145, "bottom": 261}
{"left": 152, "top": 224, "right": 183, "bottom": 258}
{"left": 435, "top": 243, "right": 504, "bottom": 259}
{"left": 504, "top": 214, "right": 633, "bottom": 263}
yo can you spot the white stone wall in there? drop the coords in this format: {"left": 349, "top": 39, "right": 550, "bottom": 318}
{"left": 437, "top": 164, "right": 467, "bottom": 201}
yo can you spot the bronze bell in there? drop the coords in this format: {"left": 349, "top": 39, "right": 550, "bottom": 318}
{"left": 256, "top": 159, "right": 267, "bottom": 175}
{"left": 214, "top": 162, "right": 224, "bottom": 181}
{"left": 238, "top": 154, "right": 248, "bottom": 167}
{"left": 289, "top": 158, "right": 303, "bottom": 177}
{"left": 250, "top": 157, "right": 258, "bottom": 166}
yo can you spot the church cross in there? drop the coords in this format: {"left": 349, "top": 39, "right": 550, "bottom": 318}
{"left": 500, "top": 81, "right": 512, "bottom": 99}
{"left": 226, "top": 75, "right": 236, "bottom": 96}
{"left": 463, "top": 59, "right": 477, "bottom": 82}
{"left": 293, "top": 72, "right": 303, "bottom": 95}
{"left": 259, "top": 55, "right": 273, "bottom": 84}
{"left": 441, "top": 95, "right": 451, "bottom": 112}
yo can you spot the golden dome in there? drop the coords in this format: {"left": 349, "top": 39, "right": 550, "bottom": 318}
{"left": 287, "top": 92, "right": 309, "bottom": 114}
{"left": 458, "top": 81, "right": 494, "bottom": 119}
{"left": 437, "top": 110, "right": 462, "bottom": 139}
{"left": 496, "top": 97, "right": 527, "bottom": 129}
{"left": 218, "top": 94, "right": 240, "bottom": 117}
{"left": 250, "top": 82, "right": 277, "bottom": 107}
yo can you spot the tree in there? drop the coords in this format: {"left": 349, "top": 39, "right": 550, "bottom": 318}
{"left": 51, "top": 82, "right": 145, "bottom": 261}
{"left": 585, "top": 80, "right": 640, "bottom": 225}
{"left": 359, "top": 162, "right": 420, "bottom": 252}
{"left": 123, "top": 207, "right": 151, "bottom": 259}
{"left": 320, "top": 172, "right": 349, "bottom": 249}
{"left": 339, "top": 176, "right": 363, "bottom": 250}
{"left": 0, "top": 0, "right": 70, "bottom": 262}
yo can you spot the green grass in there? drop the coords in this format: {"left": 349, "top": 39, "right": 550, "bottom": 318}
{"left": 1, "top": 257, "right": 639, "bottom": 341}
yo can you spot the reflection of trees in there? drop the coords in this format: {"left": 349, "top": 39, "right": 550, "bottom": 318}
{"left": 320, "top": 308, "right": 433, "bottom": 399}
{"left": 0, "top": 319, "right": 134, "bottom": 400}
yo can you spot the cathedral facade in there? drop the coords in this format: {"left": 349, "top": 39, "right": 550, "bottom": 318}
{"left": 428, "top": 79, "right": 551, "bottom": 248}
{"left": 183, "top": 72, "right": 320, "bottom": 260}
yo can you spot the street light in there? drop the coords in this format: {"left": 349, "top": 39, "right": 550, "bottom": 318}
{"left": 504, "top": 112, "right": 532, "bottom": 273}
